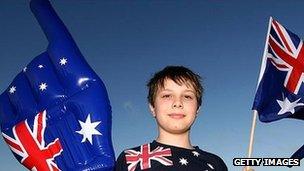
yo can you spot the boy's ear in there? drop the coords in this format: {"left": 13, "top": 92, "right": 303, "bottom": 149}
{"left": 149, "top": 103, "right": 156, "bottom": 117}
{"left": 196, "top": 106, "right": 201, "bottom": 115}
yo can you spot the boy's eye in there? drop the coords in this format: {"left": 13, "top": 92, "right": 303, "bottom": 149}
{"left": 184, "top": 95, "right": 194, "bottom": 100}
{"left": 161, "top": 94, "right": 171, "bottom": 98}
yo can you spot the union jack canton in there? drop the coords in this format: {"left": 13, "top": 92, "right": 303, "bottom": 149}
{"left": 125, "top": 143, "right": 173, "bottom": 171}
{"left": 2, "top": 110, "right": 63, "bottom": 171}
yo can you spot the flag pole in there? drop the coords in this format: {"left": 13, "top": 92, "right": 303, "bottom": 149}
{"left": 244, "top": 17, "right": 273, "bottom": 171}
{"left": 244, "top": 110, "right": 258, "bottom": 171}
{"left": 248, "top": 110, "right": 258, "bottom": 158}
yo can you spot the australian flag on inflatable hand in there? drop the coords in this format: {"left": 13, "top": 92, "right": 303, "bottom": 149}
{"left": 253, "top": 17, "right": 304, "bottom": 161}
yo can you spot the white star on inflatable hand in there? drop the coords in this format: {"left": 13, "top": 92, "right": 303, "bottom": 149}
{"left": 276, "top": 97, "right": 304, "bottom": 115}
{"left": 76, "top": 114, "right": 102, "bottom": 144}
{"left": 39, "top": 83, "right": 47, "bottom": 91}
{"left": 9, "top": 86, "right": 16, "bottom": 94}
{"left": 59, "top": 58, "right": 67, "bottom": 65}
{"left": 38, "top": 64, "right": 44, "bottom": 68}
{"left": 179, "top": 158, "right": 188, "bottom": 165}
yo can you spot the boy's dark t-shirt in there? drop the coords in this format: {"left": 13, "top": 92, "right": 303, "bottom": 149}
{"left": 115, "top": 140, "right": 227, "bottom": 171}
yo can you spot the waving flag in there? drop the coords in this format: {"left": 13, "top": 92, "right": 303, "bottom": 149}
{"left": 253, "top": 17, "right": 304, "bottom": 160}
{"left": 0, "top": 0, "right": 114, "bottom": 170}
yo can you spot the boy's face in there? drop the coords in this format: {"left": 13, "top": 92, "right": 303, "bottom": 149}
{"left": 149, "top": 78, "right": 199, "bottom": 135}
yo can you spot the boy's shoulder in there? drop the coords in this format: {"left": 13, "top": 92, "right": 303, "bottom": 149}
{"left": 124, "top": 142, "right": 151, "bottom": 151}
{"left": 195, "top": 147, "right": 224, "bottom": 160}
{"left": 194, "top": 147, "right": 227, "bottom": 169}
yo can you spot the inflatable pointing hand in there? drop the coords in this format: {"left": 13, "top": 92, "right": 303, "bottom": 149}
{"left": 0, "top": 0, "right": 114, "bottom": 170}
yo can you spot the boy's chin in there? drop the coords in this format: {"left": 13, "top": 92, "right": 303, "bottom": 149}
{"left": 163, "top": 126, "right": 191, "bottom": 135}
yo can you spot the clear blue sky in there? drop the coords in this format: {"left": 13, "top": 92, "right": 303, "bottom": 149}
{"left": 1, "top": 1, "right": 304, "bottom": 171}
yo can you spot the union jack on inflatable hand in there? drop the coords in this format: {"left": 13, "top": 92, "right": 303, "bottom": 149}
{"left": 0, "top": 0, "right": 115, "bottom": 170}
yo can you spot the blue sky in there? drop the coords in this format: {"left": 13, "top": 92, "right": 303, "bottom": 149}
{"left": 1, "top": 1, "right": 304, "bottom": 170}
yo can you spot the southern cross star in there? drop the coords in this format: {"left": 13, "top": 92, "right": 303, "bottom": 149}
{"left": 39, "top": 83, "right": 47, "bottom": 91}
{"left": 192, "top": 151, "right": 200, "bottom": 157}
{"left": 9, "top": 86, "right": 16, "bottom": 94}
{"left": 207, "top": 163, "right": 214, "bottom": 169}
{"left": 179, "top": 158, "right": 188, "bottom": 166}
{"left": 76, "top": 114, "right": 102, "bottom": 144}
{"left": 59, "top": 58, "right": 67, "bottom": 65}
{"left": 276, "top": 97, "right": 304, "bottom": 115}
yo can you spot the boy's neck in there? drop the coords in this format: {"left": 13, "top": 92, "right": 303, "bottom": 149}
{"left": 156, "top": 130, "right": 193, "bottom": 149}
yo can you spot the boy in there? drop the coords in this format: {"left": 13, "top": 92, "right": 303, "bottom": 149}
{"left": 115, "top": 66, "right": 227, "bottom": 171}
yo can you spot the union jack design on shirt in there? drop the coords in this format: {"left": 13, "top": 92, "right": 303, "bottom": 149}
{"left": 2, "top": 110, "right": 63, "bottom": 171}
{"left": 125, "top": 143, "right": 173, "bottom": 171}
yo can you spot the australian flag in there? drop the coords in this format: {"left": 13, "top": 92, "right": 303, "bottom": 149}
{"left": 253, "top": 17, "right": 304, "bottom": 161}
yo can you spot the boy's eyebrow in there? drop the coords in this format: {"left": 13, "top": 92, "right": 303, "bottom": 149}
{"left": 158, "top": 89, "right": 173, "bottom": 92}
{"left": 183, "top": 90, "right": 196, "bottom": 95}
{"left": 184, "top": 90, "right": 196, "bottom": 93}
{"left": 160, "top": 89, "right": 195, "bottom": 93}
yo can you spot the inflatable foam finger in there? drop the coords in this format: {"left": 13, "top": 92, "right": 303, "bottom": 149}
{"left": 30, "top": 0, "right": 100, "bottom": 95}
{"left": 0, "top": 0, "right": 115, "bottom": 170}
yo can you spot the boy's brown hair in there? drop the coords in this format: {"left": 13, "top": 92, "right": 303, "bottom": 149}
{"left": 147, "top": 66, "right": 203, "bottom": 107}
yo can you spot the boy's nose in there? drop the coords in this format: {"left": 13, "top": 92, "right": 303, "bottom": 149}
{"left": 172, "top": 99, "right": 183, "bottom": 109}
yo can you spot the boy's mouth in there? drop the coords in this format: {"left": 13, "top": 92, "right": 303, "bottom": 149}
{"left": 168, "top": 113, "right": 185, "bottom": 119}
